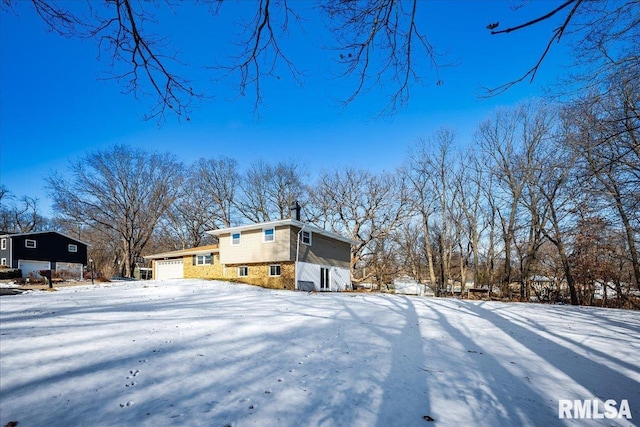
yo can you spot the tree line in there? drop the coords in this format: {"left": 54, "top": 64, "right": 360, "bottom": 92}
{"left": 2, "top": 73, "right": 637, "bottom": 307}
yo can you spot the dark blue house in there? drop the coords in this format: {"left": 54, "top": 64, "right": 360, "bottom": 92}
{"left": 0, "top": 231, "right": 89, "bottom": 279}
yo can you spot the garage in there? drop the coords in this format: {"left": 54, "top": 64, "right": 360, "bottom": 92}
{"left": 55, "top": 262, "right": 84, "bottom": 280}
{"left": 155, "top": 259, "right": 184, "bottom": 280}
{"left": 18, "top": 260, "right": 51, "bottom": 278}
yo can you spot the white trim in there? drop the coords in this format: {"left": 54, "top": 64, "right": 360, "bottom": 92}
{"left": 144, "top": 245, "right": 219, "bottom": 260}
{"left": 68, "top": 244, "right": 78, "bottom": 253}
{"left": 1, "top": 258, "right": 6, "bottom": 266}
{"left": 1, "top": 238, "right": 6, "bottom": 250}
{"left": 25, "top": 239, "right": 37, "bottom": 248}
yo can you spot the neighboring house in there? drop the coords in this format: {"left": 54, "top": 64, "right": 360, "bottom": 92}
{"left": 0, "top": 231, "right": 89, "bottom": 279}
{"left": 145, "top": 215, "right": 355, "bottom": 292}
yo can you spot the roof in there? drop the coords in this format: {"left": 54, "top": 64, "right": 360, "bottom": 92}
{"left": 0, "top": 230, "right": 91, "bottom": 247}
{"left": 144, "top": 244, "right": 219, "bottom": 260}
{"left": 206, "top": 219, "right": 357, "bottom": 245}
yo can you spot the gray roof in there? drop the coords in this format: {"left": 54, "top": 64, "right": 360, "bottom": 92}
{"left": 0, "top": 230, "right": 91, "bottom": 247}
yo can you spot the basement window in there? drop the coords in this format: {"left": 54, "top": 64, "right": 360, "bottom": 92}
{"left": 25, "top": 239, "right": 36, "bottom": 249}
{"left": 238, "top": 266, "right": 248, "bottom": 277}
{"left": 269, "top": 264, "right": 281, "bottom": 277}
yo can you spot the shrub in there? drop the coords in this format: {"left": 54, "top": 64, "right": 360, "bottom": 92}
{"left": 0, "top": 269, "right": 22, "bottom": 280}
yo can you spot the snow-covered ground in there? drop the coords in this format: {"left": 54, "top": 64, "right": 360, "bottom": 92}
{"left": 1, "top": 279, "right": 638, "bottom": 426}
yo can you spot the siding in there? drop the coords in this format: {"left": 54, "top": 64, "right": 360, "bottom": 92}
{"left": 218, "top": 226, "right": 292, "bottom": 264}
{"left": 290, "top": 226, "right": 351, "bottom": 269}
{"left": 5, "top": 232, "right": 88, "bottom": 268}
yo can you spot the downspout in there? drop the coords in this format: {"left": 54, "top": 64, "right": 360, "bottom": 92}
{"left": 295, "top": 224, "right": 307, "bottom": 291}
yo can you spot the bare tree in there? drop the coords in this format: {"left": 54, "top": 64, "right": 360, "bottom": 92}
{"left": 452, "top": 150, "right": 485, "bottom": 290}
{"left": 392, "top": 220, "right": 429, "bottom": 285}
{"left": 237, "top": 159, "right": 308, "bottom": 223}
{"left": 46, "top": 145, "right": 183, "bottom": 278}
{"left": 564, "top": 70, "right": 640, "bottom": 292}
{"left": 159, "top": 177, "right": 218, "bottom": 250}
{"left": 0, "top": 186, "right": 47, "bottom": 233}
{"left": 311, "top": 168, "right": 409, "bottom": 284}
{"left": 534, "top": 135, "right": 581, "bottom": 305}
{"left": 476, "top": 102, "right": 556, "bottom": 297}
{"left": 192, "top": 156, "right": 242, "bottom": 229}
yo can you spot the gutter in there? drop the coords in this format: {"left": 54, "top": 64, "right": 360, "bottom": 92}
{"left": 294, "top": 224, "right": 307, "bottom": 291}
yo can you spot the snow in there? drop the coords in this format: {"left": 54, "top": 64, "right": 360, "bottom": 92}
{"left": 0, "top": 282, "right": 19, "bottom": 288}
{"left": 1, "top": 279, "right": 639, "bottom": 426}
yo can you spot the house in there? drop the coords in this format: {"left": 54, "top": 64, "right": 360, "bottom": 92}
{"left": 0, "top": 231, "right": 89, "bottom": 279}
{"left": 145, "top": 211, "right": 355, "bottom": 292}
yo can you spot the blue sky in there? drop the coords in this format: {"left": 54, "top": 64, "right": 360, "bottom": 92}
{"left": 0, "top": 1, "right": 571, "bottom": 215}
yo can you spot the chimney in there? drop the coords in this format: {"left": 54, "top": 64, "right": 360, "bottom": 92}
{"left": 290, "top": 201, "right": 301, "bottom": 221}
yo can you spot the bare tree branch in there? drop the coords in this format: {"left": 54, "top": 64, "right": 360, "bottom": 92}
{"left": 482, "top": 0, "right": 584, "bottom": 97}
{"left": 322, "top": 0, "right": 443, "bottom": 115}
{"left": 215, "top": 0, "right": 304, "bottom": 114}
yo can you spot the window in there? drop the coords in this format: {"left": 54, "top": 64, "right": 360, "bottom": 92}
{"left": 301, "top": 230, "right": 312, "bottom": 246}
{"left": 68, "top": 244, "right": 78, "bottom": 253}
{"left": 25, "top": 239, "right": 36, "bottom": 248}
{"left": 231, "top": 232, "right": 241, "bottom": 246}
{"left": 238, "top": 266, "right": 249, "bottom": 277}
{"left": 196, "top": 254, "right": 212, "bottom": 265}
{"left": 1, "top": 239, "right": 6, "bottom": 250}
{"left": 320, "top": 267, "right": 330, "bottom": 291}
{"left": 263, "top": 227, "right": 275, "bottom": 243}
{"left": 269, "top": 264, "right": 281, "bottom": 276}
{"left": 1, "top": 258, "right": 6, "bottom": 266}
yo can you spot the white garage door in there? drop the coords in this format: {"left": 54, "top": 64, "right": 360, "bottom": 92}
{"left": 56, "top": 262, "right": 84, "bottom": 280}
{"left": 18, "top": 260, "right": 51, "bottom": 278}
{"left": 155, "top": 259, "right": 183, "bottom": 280}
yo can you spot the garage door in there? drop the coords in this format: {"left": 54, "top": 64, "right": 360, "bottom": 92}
{"left": 155, "top": 259, "right": 183, "bottom": 280}
{"left": 18, "top": 260, "right": 51, "bottom": 278}
{"left": 55, "top": 262, "right": 84, "bottom": 280}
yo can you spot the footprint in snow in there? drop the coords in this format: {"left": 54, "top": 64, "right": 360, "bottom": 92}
{"left": 119, "top": 401, "right": 134, "bottom": 408}
{"left": 127, "top": 369, "right": 139, "bottom": 378}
